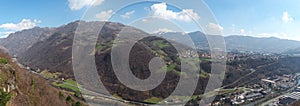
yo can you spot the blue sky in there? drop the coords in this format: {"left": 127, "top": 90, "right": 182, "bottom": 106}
{"left": 1, "top": 0, "right": 300, "bottom": 41}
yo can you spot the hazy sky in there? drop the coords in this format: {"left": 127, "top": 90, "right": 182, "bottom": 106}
{"left": 0, "top": 0, "right": 299, "bottom": 41}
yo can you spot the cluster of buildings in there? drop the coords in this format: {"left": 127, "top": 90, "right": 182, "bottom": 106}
{"left": 267, "top": 88, "right": 300, "bottom": 106}
{"left": 180, "top": 49, "right": 282, "bottom": 62}
{"left": 212, "top": 87, "right": 271, "bottom": 105}
{"left": 181, "top": 49, "right": 199, "bottom": 58}
{"left": 211, "top": 74, "right": 298, "bottom": 106}
{"left": 219, "top": 87, "right": 271, "bottom": 105}
{"left": 261, "top": 74, "right": 297, "bottom": 91}
{"left": 226, "top": 52, "right": 280, "bottom": 62}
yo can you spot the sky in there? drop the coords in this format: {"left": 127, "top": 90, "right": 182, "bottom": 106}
{"left": 0, "top": 0, "right": 300, "bottom": 41}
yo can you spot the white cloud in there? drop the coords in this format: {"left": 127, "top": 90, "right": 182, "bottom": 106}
{"left": 68, "top": 0, "right": 104, "bottom": 10}
{"left": 282, "top": 11, "right": 294, "bottom": 23}
{"left": 240, "top": 29, "right": 245, "bottom": 33}
{"left": 0, "top": 19, "right": 41, "bottom": 31}
{"left": 257, "top": 32, "right": 288, "bottom": 38}
{"left": 95, "top": 10, "right": 113, "bottom": 21}
{"left": 150, "top": 3, "right": 200, "bottom": 22}
{"left": 121, "top": 10, "right": 135, "bottom": 19}
{"left": 0, "top": 31, "right": 14, "bottom": 38}
{"left": 183, "top": 9, "right": 200, "bottom": 21}
{"left": 205, "top": 23, "right": 223, "bottom": 35}
{"left": 152, "top": 28, "right": 174, "bottom": 33}
{"left": 142, "top": 19, "right": 148, "bottom": 22}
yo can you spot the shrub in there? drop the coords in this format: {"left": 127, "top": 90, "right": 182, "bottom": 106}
{"left": 58, "top": 91, "right": 64, "bottom": 99}
{"left": 0, "top": 57, "right": 8, "bottom": 64}
{"left": 31, "top": 79, "right": 35, "bottom": 91}
{"left": 0, "top": 91, "right": 11, "bottom": 106}
{"left": 66, "top": 95, "right": 72, "bottom": 102}
{"left": 74, "top": 91, "right": 81, "bottom": 98}
{"left": 72, "top": 101, "right": 82, "bottom": 106}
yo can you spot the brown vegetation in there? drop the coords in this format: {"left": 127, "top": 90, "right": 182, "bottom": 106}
{"left": 0, "top": 48, "right": 70, "bottom": 106}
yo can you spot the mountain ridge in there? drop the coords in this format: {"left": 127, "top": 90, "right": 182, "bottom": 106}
{"left": 1, "top": 20, "right": 300, "bottom": 54}
{"left": 156, "top": 31, "right": 300, "bottom": 53}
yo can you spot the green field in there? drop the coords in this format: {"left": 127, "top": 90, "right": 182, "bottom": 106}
{"left": 52, "top": 79, "right": 80, "bottom": 92}
{"left": 152, "top": 40, "right": 170, "bottom": 48}
{"left": 40, "top": 70, "right": 60, "bottom": 79}
{"left": 182, "top": 57, "right": 200, "bottom": 71}
{"left": 96, "top": 44, "right": 105, "bottom": 51}
{"left": 144, "top": 97, "right": 163, "bottom": 104}
{"left": 199, "top": 71, "right": 209, "bottom": 78}
{"left": 200, "top": 58, "right": 211, "bottom": 62}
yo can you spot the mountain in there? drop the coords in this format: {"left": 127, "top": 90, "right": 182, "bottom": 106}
{"left": 0, "top": 47, "right": 70, "bottom": 106}
{"left": 155, "top": 31, "right": 210, "bottom": 50}
{"left": 225, "top": 35, "right": 300, "bottom": 53}
{"left": 2, "top": 20, "right": 300, "bottom": 104}
{"left": 17, "top": 21, "right": 85, "bottom": 78}
{"left": 0, "top": 21, "right": 253, "bottom": 103}
{"left": 282, "top": 47, "right": 300, "bottom": 55}
{"left": 11, "top": 21, "right": 208, "bottom": 102}
{"left": 157, "top": 31, "right": 300, "bottom": 53}
{"left": 0, "top": 27, "right": 56, "bottom": 57}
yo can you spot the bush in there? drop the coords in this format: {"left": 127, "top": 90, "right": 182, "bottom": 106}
{"left": 72, "top": 101, "right": 82, "bottom": 106}
{"left": 66, "top": 95, "right": 72, "bottom": 102}
{"left": 31, "top": 79, "right": 35, "bottom": 91}
{"left": 0, "top": 91, "right": 11, "bottom": 106}
{"left": 74, "top": 91, "right": 81, "bottom": 98}
{"left": 58, "top": 91, "right": 64, "bottom": 99}
{"left": 0, "top": 57, "right": 8, "bottom": 64}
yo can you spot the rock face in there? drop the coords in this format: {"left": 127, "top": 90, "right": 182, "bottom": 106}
{"left": 0, "top": 49, "right": 69, "bottom": 106}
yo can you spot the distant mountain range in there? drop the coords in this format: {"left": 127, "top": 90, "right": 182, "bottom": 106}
{"left": 1, "top": 21, "right": 300, "bottom": 55}
{"left": 225, "top": 35, "right": 300, "bottom": 53}
{"left": 156, "top": 31, "right": 300, "bottom": 53}
{"left": 283, "top": 47, "right": 300, "bottom": 54}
